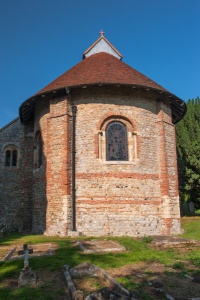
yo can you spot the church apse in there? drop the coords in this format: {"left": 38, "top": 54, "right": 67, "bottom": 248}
{"left": 1, "top": 32, "right": 186, "bottom": 236}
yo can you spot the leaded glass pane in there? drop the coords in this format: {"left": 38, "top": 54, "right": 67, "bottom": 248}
{"left": 106, "top": 122, "right": 128, "bottom": 161}
{"left": 5, "top": 150, "right": 11, "bottom": 166}
{"left": 12, "top": 150, "right": 17, "bottom": 166}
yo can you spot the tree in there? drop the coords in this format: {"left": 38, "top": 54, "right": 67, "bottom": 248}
{"left": 176, "top": 97, "right": 200, "bottom": 211}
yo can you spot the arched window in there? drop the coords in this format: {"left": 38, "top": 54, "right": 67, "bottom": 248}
{"left": 106, "top": 121, "right": 128, "bottom": 161}
{"left": 4, "top": 146, "right": 18, "bottom": 167}
{"left": 37, "top": 133, "right": 43, "bottom": 168}
{"left": 34, "top": 131, "right": 43, "bottom": 168}
{"left": 12, "top": 150, "right": 18, "bottom": 166}
{"left": 96, "top": 113, "right": 138, "bottom": 162}
{"left": 5, "top": 150, "right": 11, "bottom": 166}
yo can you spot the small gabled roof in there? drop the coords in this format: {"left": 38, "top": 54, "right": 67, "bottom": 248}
{"left": 83, "top": 33, "right": 122, "bottom": 60}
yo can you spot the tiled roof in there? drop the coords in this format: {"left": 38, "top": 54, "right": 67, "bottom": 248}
{"left": 37, "top": 52, "right": 166, "bottom": 95}
{"left": 20, "top": 52, "right": 186, "bottom": 124}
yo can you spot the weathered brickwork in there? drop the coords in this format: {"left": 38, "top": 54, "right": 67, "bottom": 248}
{"left": 0, "top": 118, "right": 33, "bottom": 232}
{"left": 0, "top": 84, "right": 181, "bottom": 236}
{"left": 71, "top": 87, "right": 181, "bottom": 236}
{"left": 156, "top": 101, "right": 180, "bottom": 234}
{"left": 1, "top": 35, "right": 185, "bottom": 237}
{"left": 34, "top": 97, "right": 73, "bottom": 236}
{"left": 32, "top": 100, "right": 49, "bottom": 233}
{"left": 22, "top": 123, "right": 34, "bottom": 230}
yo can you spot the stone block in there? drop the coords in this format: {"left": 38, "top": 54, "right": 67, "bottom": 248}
{"left": 18, "top": 269, "right": 36, "bottom": 287}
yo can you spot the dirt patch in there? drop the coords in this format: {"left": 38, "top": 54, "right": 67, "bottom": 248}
{"left": 0, "top": 245, "right": 13, "bottom": 260}
{"left": 0, "top": 243, "right": 57, "bottom": 261}
{"left": 2, "top": 269, "right": 69, "bottom": 300}
{"left": 37, "top": 270, "right": 69, "bottom": 299}
{"left": 150, "top": 235, "right": 200, "bottom": 252}
{"left": 107, "top": 262, "right": 200, "bottom": 300}
{"left": 1, "top": 261, "right": 200, "bottom": 299}
{"left": 65, "top": 261, "right": 200, "bottom": 299}
{"left": 77, "top": 239, "right": 126, "bottom": 253}
{"left": 73, "top": 276, "right": 106, "bottom": 295}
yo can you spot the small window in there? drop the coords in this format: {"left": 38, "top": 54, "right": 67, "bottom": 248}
{"left": 4, "top": 146, "right": 18, "bottom": 167}
{"left": 106, "top": 121, "right": 128, "bottom": 161}
{"left": 34, "top": 131, "right": 43, "bottom": 168}
{"left": 12, "top": 150, "right": 18, "bottom": 166}
{"left": 37, "top": 133, "right": 43, "bottom": 168}
{"left": 5, "top": 150, "right": 11, "bottom": 166}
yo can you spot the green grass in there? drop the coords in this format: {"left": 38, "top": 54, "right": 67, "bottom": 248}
{"left": 181, "top": 216, "right": 200, "bottom": 241}
{"left": 0, "top": 217, "right": 200, "bottom": 299}
{"left": 0, "top": 233, "right": 63, "bottom": 246}
{"left": 116, "top": 276, "right": 140, "bottom": 290}
{"left": 172, "top": 261, "right": 185, "bottom": 270}
{"left": 116, "top": 277, "right": 153, "bottom": 300}
{"left": 0, "top": 285, "right": 66, "bottom": 300}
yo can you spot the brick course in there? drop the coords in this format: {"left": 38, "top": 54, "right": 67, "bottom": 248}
{"left": 0, "top": 118, "right": 33, "bottom": 232}
{"left": 0, "top": 85, "right": 181, "bottom": 237}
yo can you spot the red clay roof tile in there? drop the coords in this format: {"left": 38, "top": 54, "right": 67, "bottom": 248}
{"left": 37, "top": 52, "right": 166, "bottom": 95}
{"left": 20, "top": 51, "right": 186, "bottom": 124}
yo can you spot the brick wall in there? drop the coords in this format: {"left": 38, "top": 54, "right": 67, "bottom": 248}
{"left": 0, "top": 118, "right": 33, "bottom": 232}
{"left": 0, "top": 85, "right": 181, "bottom": 237}
{"left": 71, "top": 86, "right": 181, "bottom": 236}
{"left": 32, "top": 100, "right": 48, "bottom": 233}
{"left": 157, "top": 101, "right": 180, "bottom": 235}
{"left": 32, "top": 97, "right": 73, "bottom": 236}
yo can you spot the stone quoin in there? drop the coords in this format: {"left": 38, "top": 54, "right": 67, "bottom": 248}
{"left": 0, "top": 33, "right": 187, "bottom": 237}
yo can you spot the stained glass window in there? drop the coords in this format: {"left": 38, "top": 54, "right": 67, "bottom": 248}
{"left": 106, "top": 122, "right": 128, "bottom": 161}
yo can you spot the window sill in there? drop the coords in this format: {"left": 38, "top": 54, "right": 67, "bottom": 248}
{"left": 102, "top": 160, "right": 138, "bottom": 165}
{"left": 3, "top": 166, "right": 19, "bottom": 169}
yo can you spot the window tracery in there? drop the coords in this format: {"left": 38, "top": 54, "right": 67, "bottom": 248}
{"left": 97, "top": 114, "right": 138, "bottom": 163}
{"left": 106, "top": 122, "right": 128, "bottom": 161}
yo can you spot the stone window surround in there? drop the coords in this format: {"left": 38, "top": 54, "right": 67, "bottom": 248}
{"left": 97, "top": 114, "right": 138, "bottom": 164}
{"left": 3, "top": 145, "right": 19, "bottom": 168}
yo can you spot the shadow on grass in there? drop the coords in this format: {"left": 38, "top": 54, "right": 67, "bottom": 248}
{"left": 0, "top": 286, "right": 57, "bottom": 300}
{"left": 0, "top": 232, "right": 65, "bottom": 246}
{"left": 1, "top": 233, "right": 200, "bottom": 300}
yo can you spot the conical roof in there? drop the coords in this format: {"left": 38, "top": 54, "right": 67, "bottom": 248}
{"left": 19, "top": 38, "right": 186, "bottom": 124}
{"left": 37, "top": 52, "right": 166, "bottom": 94}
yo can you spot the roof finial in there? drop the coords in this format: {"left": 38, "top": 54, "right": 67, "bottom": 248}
{"left": 99, "top": 30, "right": 105, "bottom": 36}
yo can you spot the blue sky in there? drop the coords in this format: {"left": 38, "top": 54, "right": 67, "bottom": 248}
{"left": 0, "top": 0, "right": 199, "bottom": 128}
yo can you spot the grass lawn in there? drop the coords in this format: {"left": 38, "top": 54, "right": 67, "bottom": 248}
{"left": 181, "top": 216, "right": 200, "bottom": 241}
{"left": 0, "top": 217, "right": 200, "bottom": 300}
